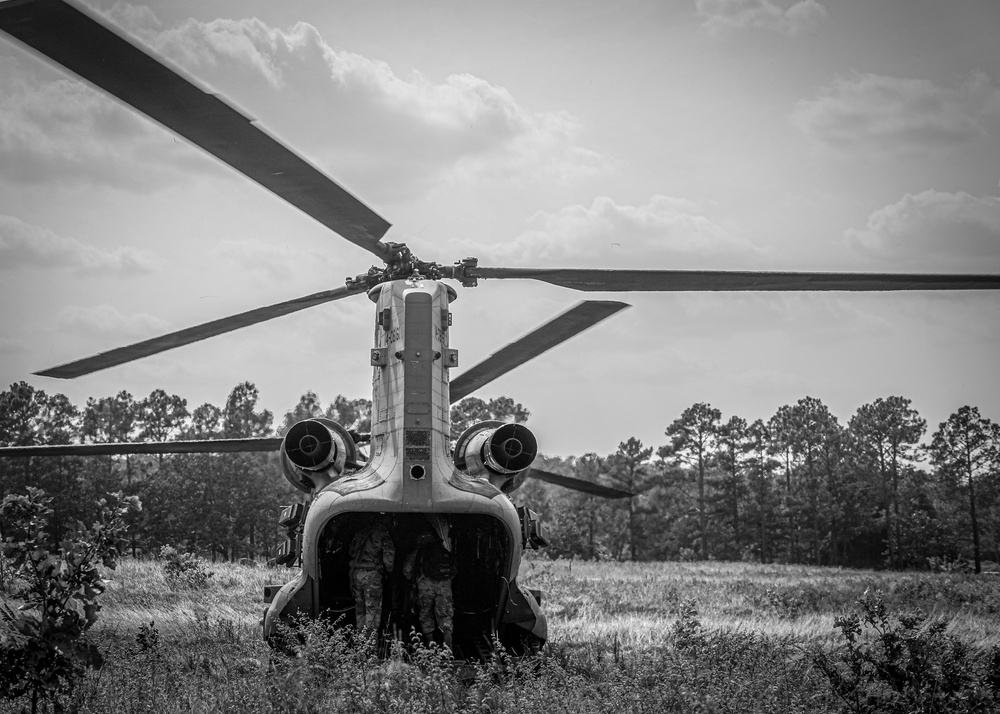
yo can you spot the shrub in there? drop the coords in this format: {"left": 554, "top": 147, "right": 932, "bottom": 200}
{"left": 813, "top": 588, "right": 1000, "bottom": 713}
{"left": 671, "top": 598, "right": 704, "bottom": 650}
{"left": 0, "top": 487, "right": 139, "bottom": 713}
{"left": 269, "top": 618, "right": 466, "bottom": 712}
{"left": 160, "top": 545, "right": 213, "bottom": 588}
{"left": 0, "top": 549, "right": 16, "bottom": 593}
{"left": 926, "top": 556, "right": 973, "bottom": 574}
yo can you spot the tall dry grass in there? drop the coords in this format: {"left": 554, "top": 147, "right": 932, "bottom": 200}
{"left": 520, "top": 558, "right": 1000, "bottom": 650}
{"left": 2, "top": 556, "right": 997, "bottom": 713}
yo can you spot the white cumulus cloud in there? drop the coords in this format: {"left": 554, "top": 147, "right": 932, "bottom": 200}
{"left": 99, "top": 7, "right": 605, "bottom": 200}
{"left": 211, "top": 239, "right": 340, "bottom": 283}
{"left": 0, "top": 58, "right": 207, "bottom": 190}
{"left": 696, "top": 0, "right": 827, "bottom": 37}
{"left": 463, "top": 195, "right": 763, "bottom": 268}
{"left": 792, "top": 72, "right": 997, "bottom": 156}
{"left": 0, "top": 215, "right": 159, "bottom": 273}
{"left": 846, "top": 190, "right": 1000, "bottom": 270}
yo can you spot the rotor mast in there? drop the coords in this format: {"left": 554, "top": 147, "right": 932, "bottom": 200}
{"left": 346, "top": 247, "right": 481, "bottom": 291}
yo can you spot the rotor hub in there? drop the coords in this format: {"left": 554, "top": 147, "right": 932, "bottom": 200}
{"left": 345, "top": 243, "right": 480, "bottom": 290}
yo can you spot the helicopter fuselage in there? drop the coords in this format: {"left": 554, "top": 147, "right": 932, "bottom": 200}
{"left": 263, "top": 278, "right": 545, "bottom": 658}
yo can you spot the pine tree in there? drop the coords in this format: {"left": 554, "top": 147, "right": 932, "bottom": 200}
{"left": 661, "top": 403, "right": 721, "bottom": 559}
{"left": 930, "top": 406, "right": 1000, "bottom": 574}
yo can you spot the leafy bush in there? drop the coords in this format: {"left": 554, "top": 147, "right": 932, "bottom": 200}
{"left": 0, "top": 487, "right": 139, "bottom": 713}
{"left": 160, "top": 545, "right": 213, "bottom": 588}
{"left": 0, "top": 550, "right": 16, "bottom": 594}
{"left": 671, "top": 598, "right": 704, "bottom": 650}
{"left": 135, "top": 620, "right": 161, "bottom": 655}
{"left": 813, "top": 589, "right": 1000, "bottom": 713}
{"left": 926, "top": 556, "right": 973, "bottom": 574}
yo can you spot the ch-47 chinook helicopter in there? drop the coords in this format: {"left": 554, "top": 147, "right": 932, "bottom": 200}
{"left": 2, "top": 0, "right": 999, "bottom": 660}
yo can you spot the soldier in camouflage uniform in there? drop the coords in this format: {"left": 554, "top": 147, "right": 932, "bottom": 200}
{"left": 403, "top": 520, "right": 456, "bottom": 649}
{"left": 349, "top": 516, "right": 395, "bottom": 632}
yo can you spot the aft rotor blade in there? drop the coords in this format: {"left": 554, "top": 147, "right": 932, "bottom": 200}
{"left": 0, "top": 0, "right": 391, "bottom": 259}
{"left": 36, "top": 285, "right": 360, "bottom": 378}
{"left": 473, "top": 268, "right": 1000, "bottom": 292}
{"left": 527, "top": 467, "right": 633, "bottom": 499}
{"left": 0, "top": 438, "right": 282, "bottom": 458}
{"left": 450, "top": 300, "right": 629, "bottom": 404}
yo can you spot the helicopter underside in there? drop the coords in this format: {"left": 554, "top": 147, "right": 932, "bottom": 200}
{"left": 318, "top": 512, "right": 509, "bottom": 659}
{"left": 265, "top": 506, "right": 544, "bottom": 661}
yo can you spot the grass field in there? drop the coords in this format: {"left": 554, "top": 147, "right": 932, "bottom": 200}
{"left": 3, "top": 556, "right": 999, "bottom": 713}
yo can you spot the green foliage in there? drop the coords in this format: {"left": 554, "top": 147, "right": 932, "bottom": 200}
{"left": 223, "top": 381, "right": 274, "bottom": 438}
{"left": 605, "top": 438, "right": 655, "bottom": 561}
{"left": 82, "top": 390, "right": 136, "bottom": 443}
{"left": 136, "top": 389, "right": 189, "bottom": 443}
{"left": 135, "top": 620, "right": 160, "bottom": 654}
{"left": 813, "top": 589, "right": 1000, "bottom": 713}
{"left": 849, "top": 396, "right": 926, "bottom": 569}
{"left": 888, "top": 573, "right": 999, "bottom": 616}
{"left": 5, "top": 378, "right": 1000, "bottom": 570}
{"left": 754, "top": 584, "right": 830, "bottom": 618}
{"left": 0, "top": 487, "right": 139, "bottom": 711}
{"left": 450, "top": 396, "right": 530, "bottom": 436}
{"left": 671, "top": 599, "right": 704, "bottom": 650}
{"left": 661, "top": 402, "right": 722, "bottom": 559}
{"left": 278, "top": 391, "right": 372, "bottom": 436}
{"left": 67, "top": 606, "right": 829, "bottom": 713}
{"left": 160, "top": 546, "right": 214, "bottom": 588}
{"left": 925, "top": 556, "right": 973, "bottom": 574}
{"left": 0, "top": 382, "right": 48, "bottom": 447}
{"left": 534, "top": 453, "right": 630, "bottom": 561}
{"left": 270, "top": 620, "right": 468, "bottom": 712}
{"left": 929, "top": 406, "right": 1000, "bottom": 574}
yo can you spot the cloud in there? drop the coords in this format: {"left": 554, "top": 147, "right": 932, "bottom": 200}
{"left": 3, "top": 3, "right": 603, "bottom": 198}
{"left": 53, "top": 304, "right": 172, "bottom": 339}
{"left": 658, "top": 291, "right": 894, "bottom": 342}
{"left": 0, "top": 215, "right": 159, "bottom": 273}
{"left": 0, "top": 59, "right": 205, "bottom": 189}
{"left": 846, "top": 190, "right": 1000, "bottom": 270}
{"left": 463, "top": 195, "right": 764, "bottom": 268}
{"left": 211, "top": 239, "right": 340, "bottom": 283}
{"left": 104, "top": 8, "right": 605, "bottom": 200}
{"left": 791, "top": 72, "right": 997, "bottom": 156}
{"left": 696, "top": 0, "right": 827, "bottom": 37}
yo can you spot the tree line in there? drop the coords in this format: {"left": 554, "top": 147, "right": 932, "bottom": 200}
{"left": 1, "top": 381, "right": 998, "bottom": 571}
{"left": 529, "top": 397, "right": 1000, "bottom": 573}
{"left": 0, "top": 381, "right": 294, "bottom": 562}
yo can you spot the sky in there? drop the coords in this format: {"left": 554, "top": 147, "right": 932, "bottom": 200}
{"left": 1, "top": 0, "right": 998, "bottom": 457}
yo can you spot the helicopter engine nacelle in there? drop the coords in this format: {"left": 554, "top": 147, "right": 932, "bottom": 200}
{"left": 280, "top": 418, "right": 358, "bottom": 493}
{"left": 453, "top": 421, "right": 537, "bottom": 494}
